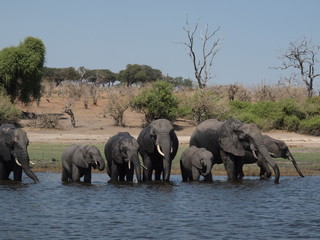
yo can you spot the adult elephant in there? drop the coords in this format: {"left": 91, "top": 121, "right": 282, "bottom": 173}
{"left": 104, "top": 132, "right": 142, "bottom": 183}
{"left": 189, "top": 119, "right": 280, "bottom": 183}
{"left": 137, "top": 119, "right": 179, "bottom": 181}
{"left": 238, "top": 134, "right": 304, "bottom": 179}
{"left": 61, "top": 145, "right": 105, "bottom": 183}
{"left": 0, "top": 123, "right": 39, "bottom": 183}
{"left": 180, "top": 146, "right": 214, "bottom": 181}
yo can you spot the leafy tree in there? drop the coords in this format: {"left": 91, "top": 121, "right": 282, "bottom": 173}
{"left": 85, "top": 69, "right": 117, "bottom": 86}
{"left": 0, "top": 36, "right": 46, "bottom": 103}
{"left": 118, "top": 64, "right": 162, "bottom": 87}
{"left": 0, "top": 88, "right": 21, "bottom": 123}
{"left": 42, "top": 67, "right": 79, "bottom": 86}
{"left": 131, "top": 81, "right": 178, "bottom": 123}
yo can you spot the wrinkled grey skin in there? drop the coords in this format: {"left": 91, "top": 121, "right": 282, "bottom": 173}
{"left": 238, "top": 134, "right": 304, "bottom": 179}
{"left": 138, "top": 119, "right": 179, "bottom": 181}
{"left": 180, "top": 146, "right": 214, "bottom": 181}
{"left": 61, "top": 145, "right": 105, "bottom": 183}
{"left": 190, "top": 119, "right": 280, "bottom": 183}
{"left": 0, "top": 124, "right": 39, "bottom": 183}
{"left": 104, "top": 132, "right": 141, "bottom": 183}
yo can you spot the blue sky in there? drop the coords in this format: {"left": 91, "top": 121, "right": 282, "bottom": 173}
{"left": 2, "top": 0, "right": 320, "bottom": 87}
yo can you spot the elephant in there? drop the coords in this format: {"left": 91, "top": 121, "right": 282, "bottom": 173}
{"left": 189, "top": 119, "right": 280, "bottom": 183}
{"left": 180, "top": 146, "right": 214, "bottom": 181}
{"left": 104, "top": 132, "right": 142, "bottom": 183}
{"left": 0, "top": 123, "right": 39, "bottom": 183}
{"left": 137, "top": 119, "right": 179, "bottom": 181}
{"left": 238, "top": 134, "right": 304, "bottom": 179}
{"left": 61, "top": 144, "right": 105, "bottom": 183}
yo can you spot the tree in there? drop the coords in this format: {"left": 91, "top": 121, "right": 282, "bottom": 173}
{"left": 276, "top": 37, "right": 320, "bottom": 98}
{"left": 131, "top": 81, "right": 178, "bottom": 123}
{"left": 0, "top": 36, "right": 46, "bottom": 103}
{"left": 42, "top": 67, "right": 79, "bottom": 86}
{"left": 86, "top": 69, "right": 117, "bottom": 86}
{"left": 181, "top": 19, "right": 222, "bottom": 89}
{"left": 118, "top": 64, "right": 162, "bottom": 87}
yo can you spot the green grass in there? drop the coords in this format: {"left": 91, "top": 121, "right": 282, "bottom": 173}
{"left": 28, "top": 142, "right": 320, "bottom": 176}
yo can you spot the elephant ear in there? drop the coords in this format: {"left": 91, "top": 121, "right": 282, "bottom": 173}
{"left": 0, "top": 134, "right": 12, "bottom": 161}
{"left": 140, "top": 125, "right": 155, "bottom": 153}
{"left": 73, "top": 146, "right": 89, "bottom": 168}
{"left": 191, "top": 150, "right": 204, "bottom": 169}
{"left": 219, "top": 120, "right": 245, "bottom": 156}
{"left": 113, "top": 141, "right": 124, "bottom": 164}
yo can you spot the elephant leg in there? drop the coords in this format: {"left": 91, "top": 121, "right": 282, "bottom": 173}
{"left": 220, "top": 151, "right": 237, "bottom": 181}
{"left": 192, "top": 168, "right": 201, "bottom": 181}
{"left": 142, "top": 155, "right": 153, "bottom": 181}
{"left": 126, "top": 168, "right": 134, "bottom": 182}
{"left": 155, "top": 169, "right": 162, "bottom": 181}
{"left": 110, "top": 164, "right": 119, "bottom": 181}
{"left": 13, "top": 165, "right": 23, "bottom": 181}
{"left": 0, "top": 162, "right": 10, "bottom": 180}
{"left": 237, "top": 163, "right": 245, "bottom": 179}
{"left": 72, "top": 165, "right": 81, "bottom": 182}
{"left": 62, "top": 168, "right": 71, "bottom": 182}
{"left": 83, "top": 171, "right": 92, "bottom": 183}
{"left": 119, "top": 167, "right": 126, "bottom": 181}
{"left": 181, "top": 169, "right": 189, "bottom": 181}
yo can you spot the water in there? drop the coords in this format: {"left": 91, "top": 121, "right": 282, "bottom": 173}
{"left": 0, "top": 173, "right": 319, "bottom": 240}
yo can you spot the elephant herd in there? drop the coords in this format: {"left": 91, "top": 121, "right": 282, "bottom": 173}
{"left": 0, "top": 118, "right": 304, "bottom": 185}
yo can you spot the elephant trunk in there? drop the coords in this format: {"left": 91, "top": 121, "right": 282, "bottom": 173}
{"left": 257, "top": 142, "right": 280, "bottom": 184}
{"left": 97, "top": 157, "right": 105, "bottom": 171}
{"left": 288, "top": 153, "right": 304, "bottom": 177}
{"left": 157, "top": 133, "right": 172, "bottom": 181}
{"left": 203, "top": 161, "right": 213, "bottom": 176}
{"left": 131, "top": 154, "right": 142, "bottom": 183}
{"left": 17, "top": 151, "right": 40, "bottom": 183}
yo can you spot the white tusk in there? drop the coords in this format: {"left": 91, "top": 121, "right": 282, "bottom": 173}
{"left": 170, "top": 147, "right": 173, "bottom": 153}
{"left": 252, "top": 149, "right": 258, "bottom": 159}
{"left": 128, "top": 161, "right": 131, "bottom": 170}
{"left": 140, "top": 163, "right": 147, "bottom": 170}
{"left": 157, "top": 145, "right": 165, "bottom": 157}
{"left": 269, "top": 152, "right": 275, "bottom": 157}
{"left": 29, "top": 161, "right": 35, "bottom": 165}
{"left": 15, "top": 158, "right": 22, "bottom": 166}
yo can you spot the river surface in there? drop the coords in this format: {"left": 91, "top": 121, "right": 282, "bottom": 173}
{"left": 0, "top": 173, "right": 319, "bottom": 240}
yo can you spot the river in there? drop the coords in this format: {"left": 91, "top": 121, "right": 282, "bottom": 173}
{"left": 0, "top": 173, "right": 319, "bottom": 240}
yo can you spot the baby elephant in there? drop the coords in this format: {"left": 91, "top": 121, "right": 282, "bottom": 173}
{"left": 104, "top": 132, "right": 142, "bottom": 183}
{"left": 61, "top": 145, "right": 105, "bottom": 183}
{"left": 180, "top": 146, "right": 214, "bottom": 181}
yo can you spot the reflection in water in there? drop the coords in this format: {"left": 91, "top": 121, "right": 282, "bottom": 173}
{"left": 0, "top": 173, "right": 319, "bottom": 240}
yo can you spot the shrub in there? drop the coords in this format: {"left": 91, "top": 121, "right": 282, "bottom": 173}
{"left": 131, "top": 81, "right": 178, "bottom": 123}
{"left": 178, "top": 89, "right": 230, "bottom": 124}
{"left": 0, "top": 89, "right": 21, "bottom": 124}
{"left": 105, "top": 87, "right": 133, "bottom": 127}
{"left": 283, "top": 115, "right": 300, "bottom": 132}
{"left": 299, "top": 116, "right": 320, "bottom": 136}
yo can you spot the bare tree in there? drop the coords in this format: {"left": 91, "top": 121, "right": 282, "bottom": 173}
{"left": 275, "top": 37, "right": 320, "bottom": 97}
{"left": 181, "top": 19, "right": 222, "bottom": 89}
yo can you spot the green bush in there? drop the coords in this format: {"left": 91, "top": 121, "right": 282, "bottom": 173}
{"left": 299, "top": 116, "right": 320, "bottom": 135}
{"left": 131, "top": 81, "right": 178, "bottom": 123}
{"left": 283, "top": 115, "right": 300, "bottom": 132}
{"left": 0, "top": 88, "right": 21, "bottom": 124}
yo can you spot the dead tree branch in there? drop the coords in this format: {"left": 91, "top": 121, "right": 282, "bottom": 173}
{"left": 181, "top": 19, "right": 222, "bottom": 89}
